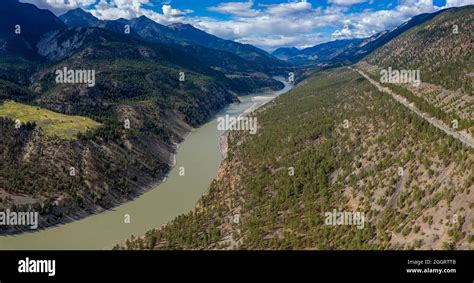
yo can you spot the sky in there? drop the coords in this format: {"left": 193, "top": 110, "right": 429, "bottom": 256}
{"left": 21, "top": 0, "right": 474, "bottom": 51}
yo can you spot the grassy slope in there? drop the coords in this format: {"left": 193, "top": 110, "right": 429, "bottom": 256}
{"left": 0, "top": 101, "right": 101, "bottom": 140}
{"left": 120, "top": 68, "right": 473, "bottom": 250}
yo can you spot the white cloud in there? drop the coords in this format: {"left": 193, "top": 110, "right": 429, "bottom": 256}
{"left": 21, "top": 0, "right": 192, "bottom": 23}
{"left": 162, "top": 5, "right": 192, "bottom": 18}
{"left": 90, "top": 0, "right": 147, "bottom": 20}
{"left": 199, "top": 0, "right": 450, "bottom": 49}
{"left": 21, "top": 0, "right": 96, "bottom": 15}
{"left": 85, "top": 0, "right": 193, "bottom": 23}
{"left": 445, "top": 0, "right": 474, "bottom": 7}
{"left": 330, "top": 0, "right": 440, "bottom": 40}
{"left": 328, "top": 0, "right": 367, "bottom": 6}
{"left": 265, "top": 0, "right": 312, "bottom": 16}
{"left": 208, "top": 1, "right": 259, "bottom": 17}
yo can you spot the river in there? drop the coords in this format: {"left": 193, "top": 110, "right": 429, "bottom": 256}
{"left": 0, "top": 77, "right": 293, "bottom": 250}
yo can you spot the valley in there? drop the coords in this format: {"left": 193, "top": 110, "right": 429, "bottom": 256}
{"left": 0, "top": 80, "right": 292, "bottom": 249}
{"left": 121, "top": 67, "right": 473, "bottom": 250}
{"left": 0, "top": 0, "right": 472, "bottom": 253}
{"left": 115, "top": 6, "right": 474, "bottom": 250}
{"left": 0, "top": 0, "right": 287, "bottom": 234}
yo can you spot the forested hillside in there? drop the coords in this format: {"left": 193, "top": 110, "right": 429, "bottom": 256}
{"left": 359, "top": 5, "right": 473, "bottom": 140}
{"left": 120, "top": 68, "right": 473, "bottom": 250}
{"left": 363, "top": 6, "right": 473, "bottom": 94}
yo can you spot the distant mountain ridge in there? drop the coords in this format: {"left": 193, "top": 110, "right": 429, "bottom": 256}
{"left": 59, "top": 8, "right": 138, "bottom": 37}
{"left": 272, "top": 47, "right": 300, "bottom": 60}
{"left": 59, "top": 8, "right": 285, "bottom": 72}
{"left": 273, "top": 38, "right": 367, "bottom": 64}
{"left": 272, "top": 7, "right": 452, "bottom": 65}
{"left": 167, "top": 22, "right": 283, "bottom": 68}
{"left": 0, "top": 2, "right": 284, "bottom": 93}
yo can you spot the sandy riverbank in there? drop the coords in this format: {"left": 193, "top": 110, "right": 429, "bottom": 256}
{"left": 218, "top": 78, "right": 292, "bottom": 158}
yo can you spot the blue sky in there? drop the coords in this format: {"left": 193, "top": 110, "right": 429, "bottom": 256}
{"left": 22, "top": 0, "right": 472, "bottom": 51}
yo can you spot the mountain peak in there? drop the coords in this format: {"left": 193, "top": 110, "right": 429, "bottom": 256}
{"left": 168, "top": 22, "right": 195, "bottom": 31}
{"left": 70, "top": 7, "right": 87, "bottom": 13}
{"left": 132, "top": 15, "right": 168, "bottom": 28}
{"left": 61, "top": 7, "right": 95, "bottom": 18}
{"left": 60, "top": 7, "right": 101, "bottom": 28}
{"left": 136, "top": 15, "right": 153, "bottom": 23}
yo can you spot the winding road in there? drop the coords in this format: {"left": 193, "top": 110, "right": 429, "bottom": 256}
{"left": 352, "top": 67, "right": 474, "bottom": 149}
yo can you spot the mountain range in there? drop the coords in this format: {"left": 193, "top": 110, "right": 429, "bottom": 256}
{"left": 59, "top": 8, "right": 285, "bottom": 73}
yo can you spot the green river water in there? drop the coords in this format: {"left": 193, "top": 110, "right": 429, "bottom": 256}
{"left": 0, "top": 78, "right": 292, "bottom": 250}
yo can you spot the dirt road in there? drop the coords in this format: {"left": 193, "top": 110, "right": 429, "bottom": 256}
{"left": 352, "top": 68, "right": 474, "bottom": 149}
